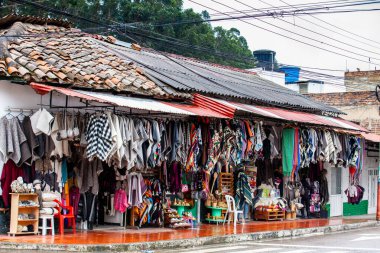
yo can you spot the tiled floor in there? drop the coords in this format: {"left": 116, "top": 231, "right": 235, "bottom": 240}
{"left": 0, "top": 217, "right": 375, "bottom": 245}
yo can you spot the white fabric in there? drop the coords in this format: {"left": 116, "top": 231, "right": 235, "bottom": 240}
{"left": 42, "top": 192, "right": 60, "bottom": 202}
{"left": 39, "top": 207, "right": 58, "bottom": 215}
{"left": 30, "top": 108, "right": 54, "bottom": 135}
{"left": 42, "top": 201, "right": 58, "bottom": 208}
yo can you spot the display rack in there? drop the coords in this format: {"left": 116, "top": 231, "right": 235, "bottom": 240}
{"left": 8, "top": 193, "right": 39, "bottom": 236}
{"left": 218, "top": 173, "right": 234, "bottom": 196}
{"left": 254, "top": 208, "right": 285, "bottom": 221}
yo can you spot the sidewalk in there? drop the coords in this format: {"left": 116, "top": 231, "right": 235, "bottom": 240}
{"left": 0, "top": 216, "right": 378, "bottom": 252}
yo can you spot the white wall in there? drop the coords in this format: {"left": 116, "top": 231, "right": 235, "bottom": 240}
{"left": 0, "top": 81, "right": 87, "bottom": 195}
{"left": 0, "top": 80, "right": 85, "bottom": 117}
{"left": 308, "top": 83, "right": 324, "bottom": 93}
{"left": 286, "top": 83, "right": 300, "bottom": 92}
{"left": 253, "top": 69, "right": 286, "bottom": 87}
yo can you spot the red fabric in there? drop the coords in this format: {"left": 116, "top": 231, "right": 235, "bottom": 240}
{"left": 114, "top": 189, "right": 128, "bottom": 213}
{"left": 0, "top": 160, "right": 24, "bottom": 208}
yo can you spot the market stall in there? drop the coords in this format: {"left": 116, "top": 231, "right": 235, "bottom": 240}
{"left": 0, "top": 83, "right": 369, "bottom": 236}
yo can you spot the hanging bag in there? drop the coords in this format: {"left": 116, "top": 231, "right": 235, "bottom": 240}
{"left": 73, "top": 113, "right": 80, "bottom": 137}
{"left": 67, "top": 113, "right": 74, "bottom": 139}
{"left": 59, "top": 111, "right": 68, "bottom": 140}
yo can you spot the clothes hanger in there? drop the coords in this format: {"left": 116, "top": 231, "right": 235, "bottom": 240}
{"left": 5, "top": 109, "right": 14, "bottom": 119}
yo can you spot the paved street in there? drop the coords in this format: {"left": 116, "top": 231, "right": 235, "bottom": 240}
{"left": 0, "top": 226, "right": 379, "bottom": 252}
{"left": 160, "top": 227, "right": 380, "bottom": 253}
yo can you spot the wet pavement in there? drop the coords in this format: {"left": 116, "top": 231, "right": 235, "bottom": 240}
{"left": 0, "top": 217, "right": 373, "bottom": 245}
{"left": 0, "top": 216, "right": 377, "bottom": 252}
{"left": 161, "top": 226, "right": 380, "bottom": 253}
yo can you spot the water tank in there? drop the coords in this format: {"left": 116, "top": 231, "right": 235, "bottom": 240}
{"left": 253, "top": 50, "right": 276, "bottom": 70}
{"left": 279, "top": 66, "right": 300, "bottom": 83}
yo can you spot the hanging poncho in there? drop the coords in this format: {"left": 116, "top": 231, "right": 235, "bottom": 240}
{"left": 282, "top": 128, "right": 295, "bottom": 177}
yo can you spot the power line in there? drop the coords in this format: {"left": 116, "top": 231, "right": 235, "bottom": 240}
{"left": 10, "top": 0, "right": 378, "bottom": 94}
{"left": 208, "top": 0, "right": 374, "bottom": 16}
{"left": 246, "top": 0, "right": 380, "bottom": 57}
{"left": 131, "top": 0, "right": 380, "bottom": 27}
{"left": 189, "top": 0, "right": 380, "bottom": 67}
{"left": 276, "top": 0, "right": 380, "bottom": 50}
{"left": 212, "top": 0, "right": 380, "bottom": 62}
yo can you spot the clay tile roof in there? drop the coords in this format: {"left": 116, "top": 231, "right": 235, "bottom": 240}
{"left": 0, "top": 16, "right": 173, "bottom": 98}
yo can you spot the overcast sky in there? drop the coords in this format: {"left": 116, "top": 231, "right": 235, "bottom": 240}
{"left": 183, "top": 0, "right": 380, "bottom": 92}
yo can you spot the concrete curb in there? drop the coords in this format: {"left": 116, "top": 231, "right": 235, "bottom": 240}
{"left": 0, "top": 220, "right": 379, "bottom": 252}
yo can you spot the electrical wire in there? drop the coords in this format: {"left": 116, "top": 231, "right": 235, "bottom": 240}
{"left": 141, "top": 0, "right": 380, "bottom": 27}
{"left": 277, "top": 0, "right": 380, "bottom": 49}
{"left": 208, "top": 0, "right": 374, "bottom": 16}
{"left": 211, "top": 0, "right": 380, "bottom": 63}
{"left": 244, "top": 0, "right": 380, "bottom": 57}
{"left": 189, "top": 0, "right": 380, "bottom": 67}
{"left": 7, "top": 0, "right": 378, "bottom": 94}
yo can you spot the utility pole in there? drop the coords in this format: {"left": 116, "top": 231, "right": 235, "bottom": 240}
{"left": 376, "top": 85, "right": 380, "bottom": 221}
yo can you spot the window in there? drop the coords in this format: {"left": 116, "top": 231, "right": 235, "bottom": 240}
{"left": 331, "top": 167, "right": 342, "bottom": 195}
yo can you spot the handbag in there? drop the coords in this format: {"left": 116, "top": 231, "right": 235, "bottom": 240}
{"left": 59, "top": 111, "right": 68, "bottom": 140}
{"left": 182, "top": 184, "right": 189, "bottom": 193}
{"left": 73, "top": 113, "right": 80, "bottom": 137}
{"left": 67, "top": 114, "right": 74, "bottom": 139}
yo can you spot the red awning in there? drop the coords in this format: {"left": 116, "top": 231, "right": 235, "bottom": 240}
{"left": 193, "top": 94, "right": 368, "bottom": 132}
{"left": 361, "top": 132, "right": 380, "bottom": 143}
{"left": 30, "top": 83, "right": 231, "bottom": 118}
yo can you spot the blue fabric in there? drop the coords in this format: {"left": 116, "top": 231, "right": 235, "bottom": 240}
{"left": 61, "top": 158, "right": 68, "bottom": 185}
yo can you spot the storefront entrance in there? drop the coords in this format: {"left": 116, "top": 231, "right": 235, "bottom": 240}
{"left": 330, "top": 167, "right": 343, "bottom": 217}
{"left": 368, "top": 169, "right": 378, "bottom": 214}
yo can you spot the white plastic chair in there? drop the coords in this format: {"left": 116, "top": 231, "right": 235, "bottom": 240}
{"left": 39, "top": 215, "right": 55, "bottom": 236}
{"left": 223, "top": 195, "right": 244, "bottom": 226}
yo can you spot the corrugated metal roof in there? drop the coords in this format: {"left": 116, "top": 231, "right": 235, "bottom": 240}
{"left": 361, "top": 132, "right": 380, "bottom": 143}
{"left": 30, "top": 83, "right": 228, "bottom": 118}
{"left": 97, "top": 41, "right": 341, "bottom": 115}
{"left": 193, "top": 94, "right": 367, "bottom": 132}
{"left": 77, "top": 90, "right": 195, "bottom": 115}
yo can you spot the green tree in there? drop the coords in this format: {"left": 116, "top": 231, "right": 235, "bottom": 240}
{"left": 0, "top": 0, "right": 256, "bottom": 68}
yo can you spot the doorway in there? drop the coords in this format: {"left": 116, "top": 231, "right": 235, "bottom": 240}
{"left": 330, "top": 166, "right": 343, "bottom": 217}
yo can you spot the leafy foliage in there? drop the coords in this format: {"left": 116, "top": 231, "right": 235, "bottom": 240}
{"left": 0, "top": 0, "right": 256, "bottom": 68}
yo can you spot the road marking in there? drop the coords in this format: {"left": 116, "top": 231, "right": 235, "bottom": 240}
{"left": 352, "top": 235, "right": 380, "bottom": 241}
{"left": 325, "top": 251, "right": 349, "bottom": 253}
{"left": 247, "top": 242, "right": 380, "bottom": 251}
{"left": 181, "top": 245, "right": 248, "bottom": 253}
{"left": 281, "top": 250, "right": 315, "bottom": 253}
{"left": 235, "top": 248, "right": 282, "bottom": 253}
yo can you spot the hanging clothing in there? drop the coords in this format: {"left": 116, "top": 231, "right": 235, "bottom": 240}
{"left": 127, "top": 173, "right": 145, "bottom": 206}
{"left": 282, "top": 128, "right": 295, "bottom": 177}
{"left": 85, "top": 113, "right": 113, "bottom": 161}
{"left": 235, "top": 171, "right": 252, "bottom": 209}
{"left": 114, "top": 188, "right": 128, "bottom": 213}
{"left": 78, "top": 158, "right": 103, "bottom": 195}
{"left": 0, "top": 160, "right": 24, "bottom": 207}
{"left": 0, "top": 117, "right": 29, "bottom": 165}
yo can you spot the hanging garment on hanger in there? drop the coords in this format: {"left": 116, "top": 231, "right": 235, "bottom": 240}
{"left": 0, "top": 116, "right": 29, "bottom": 165}
{"left": 127, "top": 172, "right": 145, "bottom": 206}
{"left": 85, "top": 113, "right": 113, "bottom": 161}
{"left": 114, "top": 188, "right": 128, "bottom": 213}
{"left": 148, "top": 120, "right": 161, "bottom": 168}
{"left": 79, "top": 158, "right": 103, "bottom": 195}
{"left": 133, "top": 119, "right": 148, "bottom": 170}
{"left": 206, "top": 122, "right": 223, "bottom": 171}
{"left": 0, "top": 160, "right": 24, "bottom": 207}
{"left": 20, "top": 116, "right": 39, "bottom": 165}
{"left": 30, "top": 108, "right": 54, "bottom": 136}
{"left": 282, "top": 128, "right": 295, "bottom": 177}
